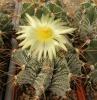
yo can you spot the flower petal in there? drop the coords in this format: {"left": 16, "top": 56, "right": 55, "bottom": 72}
{"left": 59, "top": 28, "right": 76, "bottom": 34}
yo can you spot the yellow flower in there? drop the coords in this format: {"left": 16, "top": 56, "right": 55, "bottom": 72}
{"left": 17, "top": 14, "right": 75, "bottom": 60}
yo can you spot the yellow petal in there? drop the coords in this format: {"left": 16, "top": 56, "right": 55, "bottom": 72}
{"left": 19, "top": 40, "right": 27, "bottom": 46}
{"left": 17, "top": 34, "right": 26, "bottom": 39}
{"left": 51, "top": 46, "right": 56, "bottom": 58}
{"left": 48, "top": 49, "right": 53, "bottom": 60}
{"left": 59, "top": 28, "right": 76, "bottom": 34}
{"left": 43, "top": 49, "right": 47, "bottom": 58}
{"left": 22, "top": 41, "right": 31, "bottom": 49}
{"left": 60, "top": 43, "right": 67, "bottom": 51}
{"left": 38, "top": 48, "right": 43, "bottom": 60}
{"left": 25, "top": 14, "right": 36, "bottom": 26}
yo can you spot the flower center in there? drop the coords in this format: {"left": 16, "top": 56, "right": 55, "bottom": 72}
{"left": 36, "top": 27, "right": 54, "bottom": 41}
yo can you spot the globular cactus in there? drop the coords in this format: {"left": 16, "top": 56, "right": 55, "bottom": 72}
{"left": 20, "top": 0, "right": 69, "bottom": 25}
{"left": 73, "top": 0, "right": 97, "bottom": 39}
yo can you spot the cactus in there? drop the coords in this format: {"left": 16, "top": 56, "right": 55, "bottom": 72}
{"left": 11, "top": 0, "right": 97, "bottom": 99}
{"left": 1, "top": 0, "right": 97, "bottom": 100}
